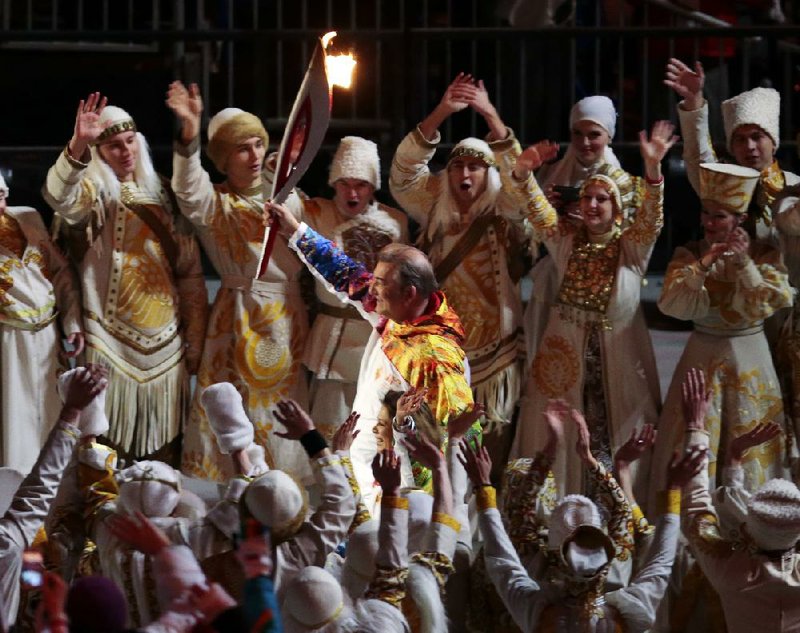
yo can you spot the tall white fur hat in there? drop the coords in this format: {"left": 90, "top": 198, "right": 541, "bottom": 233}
{"left": 570, "top": 95, "right": 617, "bottom": 138}
{"left": 245, "top": 470, "right": 307, "bottom": 541}
{"left": 722, "top": 87, "right": 781, "bottom": 152}
{"left": 57, "top": 368, "right": 109, "bottom": 438}
{"left": 328, "top": 136, "right": 381, "bottom": 189}
{"left": 448, "top": 138, "right": 497, "bottom": 169}
{"left": 96, "top": 105, "right": 136, "bottom": 143}
{"left": 745, "top": 478, "right": 800, "bottom": 551}
{"left": 282, "top": 566, "right": 345, "bottom": 630}
{"left": 201, "top": 382, "right": 253, "bottom": 454}
{"left": 116, "top": 460, "right": 182, "bottom": 518}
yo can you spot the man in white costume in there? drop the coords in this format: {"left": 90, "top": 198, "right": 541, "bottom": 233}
{"left": 166, "top": 80, "right": 311, "bottom": 483}
{"left": 302, "top": 136, "right": 408, "bottom": 431}
{"left": 43, "top": 93, "right": 208, "bottom": 465}
{"left": 0, "top": 173, "right": 82, "bottom": 472}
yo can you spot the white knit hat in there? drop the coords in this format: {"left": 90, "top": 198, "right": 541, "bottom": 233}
{"left": 116, "top": 460, "right": 182, "bottom": 518}
{"left": 0, "top": 467, "right": 23, "bottom": 516}
{"left": 244, "top": 470, "right": 307, "bottom": 541}
{"left": 548, "top": 494, "right": 602, "bottom": 550}
{"left": 448, "top": 138, "right": 497, "bottom": 169}
{"left": 699, "top": 162, "right": 760, "bottom": 215}
{"left": 57, "top": 368, "right": 109, "bottom": 438}
{"left": 570, "top": 95, "right": 617, "bottom": 138}
{"left": 722, "top": 87, "right": 781, "bottom": 152}
{"left": 328, "top": 136, "right": 381, "bottom": 189}
{"left": 745, "top": 478, "right": 800, "bottom": 551}
{"left": 201, "top": 382, "right": 254, "bottom": 454}
{"left": 282, "top": 566, "right": 345, "bottom": 630}
{"left": 96, "top": 105, "right": 136, "bottom": 143}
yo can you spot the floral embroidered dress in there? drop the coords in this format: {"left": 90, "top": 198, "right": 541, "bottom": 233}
{"left": 288, "top": 223, "right": 477, "bottom": 511}
{"left": 649, "top": 240, "right": 793, "bottom": 502}
{"left": 44, "top": 150, "right": 207, "bottom": 461}
{"left": 301, "top": 197, "right": 408, "bottom": 430}
{"left": 0, "top": 207, "right": 81, "bottom": 472}
{"left": 171, "top": 139, "right": 311, "bottom": 482}
{"left": 508, "top": 174, "right": 663, "bottom": 504}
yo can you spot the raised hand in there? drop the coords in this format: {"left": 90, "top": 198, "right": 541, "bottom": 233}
{"left": 514, "top": 140, "right": 559, "bottom": 179}
{"left": 166, "top": 80, "right": 203, "bottom": 143}
{"left": 457, "top": 439, "right": 492, "bottom": 487}
{"left": 639, "top": 120, "right": 678, "bottom": 180}
{"left": 543, "top": 398, "right": 569, "bottom": 447}
{"left": 448, "top": 402, "right": 485, "bottom": 441}
{"left": 396, "top": 386, "right": 428, "bottom": 422}
{"left": 63, "top": 366, "right": 108, "bottom": 413}
{"left": 274, "top": 399, "right": 316, "bottom": 440}
{"left": 615, "top": 423, "right": 656, "bottom": 467}
{"left": 185, "top": 582, "right": 237, "bottom": 625}
{"left": 68, "top": 92, "right": 108, "bottom": 159}
{"left": 107, "top": 510, "right": 171, "bottom": 555}
{"left": 681, "top": 368, "right": 711, "bottom": 432}
{"left": 372, "top": 449, "right": 401, "bottom": 496}
{"left": 439, "top": 73, "right": 478, "bottom": 115}
{"left": 726, "top": 227, "right": 751, "bottom": 259}
{"left": 667, "top": 445, "right": 708, "bottom": 489}
{"left": 332, "top": 411, "right": 361, "bottom": 452}
{"left": 664, "top": 58, "right": 705, "bottom": 110}
{"left": 570, "top": 408, "right": 599, "bottom": 469}
{"left": 401, "top": 430, "right": 445, "bottom": 470}
{"left": 728, "top": 422, "right": 783, "bottom": 466}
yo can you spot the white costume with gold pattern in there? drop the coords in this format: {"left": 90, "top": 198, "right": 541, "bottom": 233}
{"left": 0, "top": 207, "right": 81, "bottom": 472}
{"left": 508, "top": 174, "right": 663, "bottom": 503}
{"left": 650, "top": 240, "right": 794, "bottom": 501}
{"left": 43, "top": 151, "right": 205, "bottom": 460}
{"left": 172, "top": 140, "right": 311, "bottom": 483}
{"left": 302, "top": 197, "right": 408, "bottom": 429}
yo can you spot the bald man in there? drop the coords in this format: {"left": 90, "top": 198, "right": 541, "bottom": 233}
{"left": 268, "top": 202, "right": 478, "bottom": 512}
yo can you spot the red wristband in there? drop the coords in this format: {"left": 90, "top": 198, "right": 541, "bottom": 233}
{"left": 645, "top": 175, "right": 664, "bottom": 185}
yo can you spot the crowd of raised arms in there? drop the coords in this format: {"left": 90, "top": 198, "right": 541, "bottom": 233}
{"left": 1, "top": 56, "right": 799, "bottom": 633}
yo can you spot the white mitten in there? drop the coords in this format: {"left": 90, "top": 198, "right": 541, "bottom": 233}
{"left": 201, "top": 383, "right": 254, "bottom": 454}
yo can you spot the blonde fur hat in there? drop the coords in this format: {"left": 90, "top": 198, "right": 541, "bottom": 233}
{"left": 722, "top": 87, "right": 781, "bottom": 152}
{"left": 328, "top": 136, "right": 381, "bottom": 189}
{"left": 570, "top": 95, "right": 617, "bottom": 138}
{"left": 244, "top": 470, "right": 308, "bottom": 543}
{"left": 448, "top": 138, "right": 497, "bottom": 168}
{"left": 282, "top": 566, "right": 346, "bottom": 631}
{"left": 745, "top": 478, "right": 800, "bottom": 551}
{"left": 207, "top": 107, "right": 269, "bottom": 174}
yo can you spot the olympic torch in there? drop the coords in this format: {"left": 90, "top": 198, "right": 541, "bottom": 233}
{"left": 255, "top": 32, "right": 357, "bottom": 279}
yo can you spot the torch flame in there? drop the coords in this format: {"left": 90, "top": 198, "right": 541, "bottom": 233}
{"left": 322, "top": 31, "right": 356, "bottom": 90}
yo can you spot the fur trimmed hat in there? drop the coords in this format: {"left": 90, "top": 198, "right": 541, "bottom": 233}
{"left": 96, "top": 106, "right": 137, "bottom": 144}
{"left": 282, "top": 566, "right": 345, "bottom": 630}
{"left": 57, "top": 367, "right": 109, "bottom": 438}
{"left": 328, "top": 136, "right": 381, "bottom": 189}
{"left": 722, "top": 87, "right": 781, "bottom": 152}
{"left": 448, "top": 138, "right": 497, "bottom": 169}
{"left": 207, "top": 107, "right": 269, "bottom": 174}
{"left": 201, "top": 382, "right": 254, "bottom": 454}
{"left": 745, "top": 478, "right": 800, "bottom": 551}
{"left": 698, "top": 162, "right": 760, "bottom": 215}
{"left": 116, "top": 460, "right": 182, "bottom": 518}
{"left": 570, "top": 95, "right": 617, "bottom": 138}
{"left": 244, "top": 470, "right": 308, "bottom": 542}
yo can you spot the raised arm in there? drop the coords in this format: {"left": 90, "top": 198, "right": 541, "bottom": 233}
{"left": 167, "top": 80, "right": 217, "bottom": 226}
{"left": 664, "top": 58, "right": 715, "bottom": 194}
{"left": 614, "top": 424, "right": 657, "bottom": 536}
